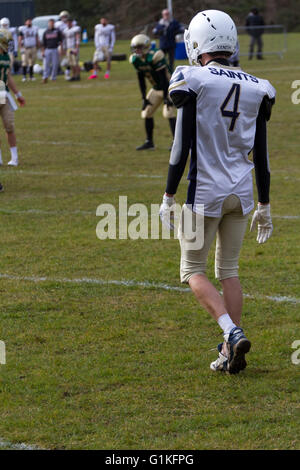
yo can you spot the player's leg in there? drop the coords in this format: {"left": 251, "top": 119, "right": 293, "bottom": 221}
{"left": 249, "top": 36, "right": 255, "bottom": 59}
{"left": 88, "top": 49, "right": 101, "bottom": 79}
{"left": 104, "top": 47, "right": 111, "bottom": 79}
{"left": 51, "top": 49, "right": 59, "bottom": 81}
{"left": 214, "top": 195, "right": 250, "bottom": 373}
{"left": 28, "top": 48, "right": 36, "bottom": 81}
{"left": 42, "top": 49, "right": 50, "bottom": 83}
{"left": 180, "top": 206, "right": 226, "bottom": 322}
{"left": 21, "top": 48, "right": 27, "bottom": 81}
{"left": 257, "top": 36, "right": 263, "bottom": 59}
{"left": 137, "top": 89, "right": 161, "bottom": 150}
{"left": 2, "top": 103, "right": 18, "bottom": 166}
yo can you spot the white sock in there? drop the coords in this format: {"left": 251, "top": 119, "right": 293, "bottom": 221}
{"left": 217, "top": 313, "right": 236, "bottom": 335}
{"left": 10, "top": 146, "right": 18, "bottom": 163}
{"left": 0, "top": 149, "right": 2, "bottom": 164}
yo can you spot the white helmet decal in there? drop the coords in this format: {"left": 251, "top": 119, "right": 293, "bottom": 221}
{"left": 184, "top": 10, "right": 237, "bottom": 65}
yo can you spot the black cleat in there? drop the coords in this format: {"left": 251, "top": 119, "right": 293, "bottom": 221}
{"left": 136, "top": 140, "right": 155, "bottom": 151}
{"left": 0, "top": 182, "right": 4, "bottom": 192}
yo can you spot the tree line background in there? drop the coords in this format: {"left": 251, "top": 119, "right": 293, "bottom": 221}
{"left": 34, "top": 0, "right": 300, "bottom": 36}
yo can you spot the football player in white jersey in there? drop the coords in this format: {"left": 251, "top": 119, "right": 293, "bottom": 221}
{"left": 0, "top": 17, "right": 18, "bottom": 72}
{"left": 159, "top": 10, "right": 275, "bottom": 374}
{"left": 88, "top": 17, "right": 115, "bottom": 80}
{"left": 18, "top": 18, "right": 39, "bottom": 81}
{"left": 64, "top": 18, "right": 81, "bottom": 81}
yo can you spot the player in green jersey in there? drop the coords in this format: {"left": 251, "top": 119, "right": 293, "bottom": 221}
{"left": 0, "top": 29, "right": 25, "bottom": 171}
{"left": 130, "top": 34, "right": 176, "bottom": 150}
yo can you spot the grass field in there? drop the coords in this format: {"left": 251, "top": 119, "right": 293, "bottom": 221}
{"left": 0, "top": 35, "right": 299, "bottom": 450}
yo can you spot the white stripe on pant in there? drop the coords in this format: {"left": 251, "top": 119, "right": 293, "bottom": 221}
{"left": 43, "top": 48, "right": 59, "bottom": 80}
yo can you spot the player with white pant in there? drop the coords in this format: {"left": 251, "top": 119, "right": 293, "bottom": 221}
{"left": 88, "top": 18, "right": 115, "bottom": 80}
{"left": 18, "top": 18, "right": 39, "bottom": 81}
{"left": 0, "top": 29, "right": 25, "bottom": 168}
{"left": 159, "top": 10, "right": 275, "bottom": 374}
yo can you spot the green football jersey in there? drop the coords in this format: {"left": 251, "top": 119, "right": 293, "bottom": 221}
{"left": 0, "top": 52, "right": 10, "bottom": 91}
{"left": 130, "top": 49, "right": 171, "bottom": 90}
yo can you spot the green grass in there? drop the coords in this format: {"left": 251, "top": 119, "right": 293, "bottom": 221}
{"left": 0, "top": 37, "right": 299, "bottom": 450}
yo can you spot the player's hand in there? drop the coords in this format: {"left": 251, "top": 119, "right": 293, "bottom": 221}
{"left": 142, "top": 98, "right": 151, "bottom": 110}
{"left": 17, "top": 96, "right": 25, "bottom": 107}
{"left": 164, "top": 97, "right": 173, "bottom": 108}
{"left": 250, "top": 203, "right": 273, "bottom": 244}
{"left": 159, "top": 194, "right": 176, "bottom": 230}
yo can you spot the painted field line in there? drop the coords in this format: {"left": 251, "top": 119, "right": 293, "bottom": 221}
{"left": 0, "top": 438, "right": 41, "bottom": 450}
{"left": 0, "top": 169, "right": 163, "bottom": 179}
{"left": 0, "top": 273, "right": 299, "bottom": 304}
{"left": 0, "top": 208, "right": 92, "bottom": 216}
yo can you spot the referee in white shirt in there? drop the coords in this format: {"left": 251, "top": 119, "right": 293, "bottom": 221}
{"left": 159, "top": 10, "right": 275, "bottom": 375}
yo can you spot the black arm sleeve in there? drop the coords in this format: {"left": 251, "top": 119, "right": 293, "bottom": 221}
{"left": 253, "top": 98, "right": 273, "bottom": 203}
{"left": 137, "top": 71, "right": 146, "bottom": 99}
{"left": 165, "top": 93, "right": 196, "bottom": 195}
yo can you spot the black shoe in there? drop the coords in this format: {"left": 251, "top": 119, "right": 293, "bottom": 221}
{"left": 136, "top": 140, "right": 155, "bottom": 151}
{"left": 0, "top": 183, "right": 4, "bottom": 192}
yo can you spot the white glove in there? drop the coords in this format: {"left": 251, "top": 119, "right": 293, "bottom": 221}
{"left": 250, "top": 203, "right": 273, "bottom": 244}
{"left": 159, "top": 194, "right": 175, "bottom": 230}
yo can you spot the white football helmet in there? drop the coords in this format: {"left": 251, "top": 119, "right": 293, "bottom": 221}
{"left": 59, "top": 10, "right": 69, "bottom": 20}
{"left": 130, "top": 34, "right": 151, "bottom": 56}
{"left": 184, "top": 10, "right": 237, "bottom": 65}
{"left": 0, "top": 17, "right": 10, "bottom": 29}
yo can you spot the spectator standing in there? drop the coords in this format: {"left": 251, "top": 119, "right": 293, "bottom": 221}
{"left": 246, "top": 8, "right": 265, "bottom": 60}
{"left": 42, "top": 19, "right": 63, "bottom": 84}
{"left": 18, "top": 18, "right": 39, "bottom": 81}
{"left": 152, "top": 8, "right": 184, "bottom": 72}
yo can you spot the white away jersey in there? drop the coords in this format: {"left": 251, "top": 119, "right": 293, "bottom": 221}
{"left": 94, "top": 23, "right": 115, "bottom": 50}
{"left": 169, "top": 63, "right": 276, "bottom": 216}
{"left": 64, "top": 25, "right": 81, "bottom": 49}
{"left": 19, "top": 25, "right": 39, "bottom": 48}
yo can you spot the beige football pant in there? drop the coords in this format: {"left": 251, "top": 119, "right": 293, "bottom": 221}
{"left": 141, "top": 88, "right": 176, "bottom": 119}
{"left": 179, "top": 194, "right": 249, "bottom": 283}
{"left": 21, "top": 47, "right": 37, "bottom": 67}
{"left": 0, "top": 101, "right": 15, "bottom": 133}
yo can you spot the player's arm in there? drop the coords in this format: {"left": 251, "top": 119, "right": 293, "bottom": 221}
{"left": 137, "top": 71, "right": 149, "bottom": 109}
{"left": 250, "top": 95, "right": 275, "bottom": 243}
{"left": 160, "top": 90, "right": 196, "bottom": 228}
{"left": 252, "top": 95, "right": 275, "bottom": 204}
{"left": 109, "top": 27, "right": 116, "bottom": 52}
{"left": 7, "top": 72, "right": 25, "bottom": 106}
{"left": 165, "top": 91, "right": 196, "bottom": 195}
{"left": 18, "top": 30, "right": 23, "bottom": 49}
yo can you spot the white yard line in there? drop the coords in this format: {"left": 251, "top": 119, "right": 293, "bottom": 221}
{"left": 0, "top": 169, "right": 163, "bottom": 179}
{"left": 0, "top": 438, "right": 41, "bottom": 450}
{"left": 0, "top": 273, "right": 299, "bottom": 304}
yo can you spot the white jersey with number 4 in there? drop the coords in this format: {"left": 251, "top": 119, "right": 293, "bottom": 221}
{"left": 169, "top": 63, "right": 276, "bottom": 217}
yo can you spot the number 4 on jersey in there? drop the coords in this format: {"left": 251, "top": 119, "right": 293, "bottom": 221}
{"left": 220, "top": 83, "right": 241, "bottom": 131}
